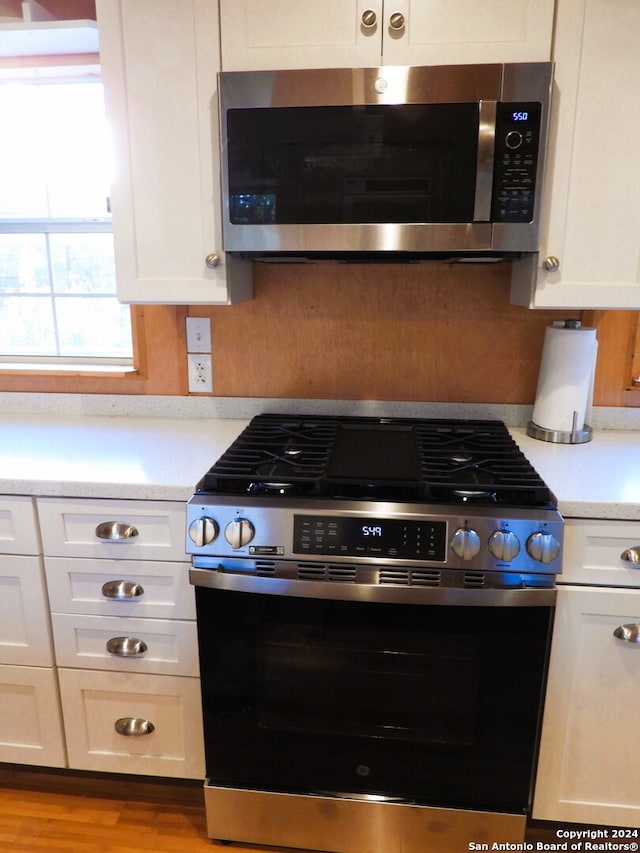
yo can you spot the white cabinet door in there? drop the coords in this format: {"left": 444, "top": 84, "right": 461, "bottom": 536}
{"left": 44, "top": 557, "right": 195, "bottom": 620}
{"left": 511, "top": 0, "right": 640, "bottom": 309}
{"left": 0, "top": 555, "right": 54, "bottom": 667}
{"left": 96, "top": 0, "right": 252, "bottom": 305}
{"left": 220, "top": 0, "right": 553, "bottom": 70}
{"left": 58, "top": 668, "right": 205, "bottom": 778}
{"left": 380, "top": 0, "right": 554, "bottom": 66}
{"left": 221, "top": 0, "right": 382, "bottom": 70}
{"left": 534, "top": 586, "right": 640, "bottom": 827}
{"left": 0, "top": 665, "right": 66, "bottom": 767}
{"left": 51, "top": 613, "right": 199, "bottom": 676}
{"left": 562, "top": 518, "right": 640, "bottom": 588}
{"left": 0, "top": 496, "right": 40, "bottom": 555}
{"left": 37, "top": 497, "right": 189, "bottom": 563}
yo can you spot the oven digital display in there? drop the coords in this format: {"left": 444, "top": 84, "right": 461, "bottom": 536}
{"left": 293, "top": 515, "right": 447, "bottom": 562}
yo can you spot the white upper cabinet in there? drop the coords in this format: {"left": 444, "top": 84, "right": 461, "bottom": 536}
{"left": 511, "top": 0, "right": 640, "bottom": 309}
{"left": 219, "top": 0, "right": 554, "bottom": 71}
{"left": 96, "top": 0, "right": 252, "bottom": 304}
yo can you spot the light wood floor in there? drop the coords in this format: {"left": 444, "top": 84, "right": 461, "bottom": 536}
{"left": 0, "top": 767, "right": 295, "bottom": 853}
{"left": 0, "top": 766, "right": 569, "bottom": 853}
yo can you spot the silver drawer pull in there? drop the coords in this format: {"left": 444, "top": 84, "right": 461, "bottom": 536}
{"left": 95, "top": 521, "right": 139, "bottom": 541}
{"left": 106, "top": 636, "right": 148, "bottom": 657}
{"left": 101, "top": 580, "right": 144, "bottom": 600}
{"left": 613, "top": 624, "right": 640, "bottom": 643}
{"left": 114, "top": 717, "right": 155, "bottom": 737}
{"left": 621, "top": 547, "right": 640, "bottom": 565}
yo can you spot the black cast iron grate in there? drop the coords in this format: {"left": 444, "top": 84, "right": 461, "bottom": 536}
{"left": 196, "top": 414, "right": 555, "bottom": 507}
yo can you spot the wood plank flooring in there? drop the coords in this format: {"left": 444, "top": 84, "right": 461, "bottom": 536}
{"left": 0, "top": 766, "right": 582, "bottom": 853}
{"left": 0, "top": 767, "right": 289, "bottom": 853}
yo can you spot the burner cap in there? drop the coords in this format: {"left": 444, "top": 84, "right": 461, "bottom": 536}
{"left": 247, "top": 481, "right": 296, "bottom": 495}
{"left": 454, "top": 489, "right": 497, "bottom": 503}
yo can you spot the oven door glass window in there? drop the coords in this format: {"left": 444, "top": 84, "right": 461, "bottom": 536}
{"left": 195, "top": 589, "right": 552, "bottom": 813}
{"left": 225, "top": 104, "right": 479, "bottom": 226}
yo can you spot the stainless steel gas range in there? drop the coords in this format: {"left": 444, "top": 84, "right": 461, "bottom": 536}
{"left": 186, "top": 414, "right": 563, "bottom": 853}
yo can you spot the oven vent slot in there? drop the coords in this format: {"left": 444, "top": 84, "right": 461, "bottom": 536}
{"left": 255, "top": 561, "right": 277, "bottom": 575}
{"left": 296, "top": 563, "right": 357, "bottom": 582}
{"left": 379, "top": 569, "right": 410, "bottom": 586}
{"left": 464, "top": 571, "right": 486, "bottom": 588}
{"left": 379, "top": 569, "right": 441, "bottom": 587}
{"left": 411, "top": 570, "right": 442, "bottom": 587}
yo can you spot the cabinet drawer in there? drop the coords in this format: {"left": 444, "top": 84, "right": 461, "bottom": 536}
{"left": 44, "top": 557, "right": 195, "bottom": 619}
{"left": 37, "top": 498, "right": 188, "bottom": 562}
{"left": 562, "top": 519, "right": 640, "bottom": 587}
{"left": 0, "top": 555, "right": 54, "bottom": 666}
{"left": 0, "top": 495, "right": 40, "bottom": 555}
{"left": 0, "top": 664, "right": 66, "bottom": 767}
{"left": 52, "top": 613, "right": 198, "bottom": 676}
{"left": 58, "top": 668, "right": 204, "bottom": 778}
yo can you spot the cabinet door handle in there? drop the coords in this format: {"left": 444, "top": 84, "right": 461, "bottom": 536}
{"left": 361, "top": 9, "right": 377, "bottom": 27}
{"left": 106, "top": 636, "right": 148, "bottom": 657}
{"left": 621, "top": 547, "right": 640, "bottom": 565}
{"left": 388, "top": 11, "right": 405, "bottom": 30}
{"left": 613, "top": 624, "right": 640, "bottom": 643}
{"left": 95, "top": 521, "right": 139, "bottom": 541}
{"left": 101, "top": 580, "right": 145, "bottom": 600}
{"left": 114, "top": 717, "right": 155, "bottom": 737}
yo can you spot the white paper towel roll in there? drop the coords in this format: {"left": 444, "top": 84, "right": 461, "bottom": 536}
{"left": 531, "top": 323, "right": 598, "bottom": 434}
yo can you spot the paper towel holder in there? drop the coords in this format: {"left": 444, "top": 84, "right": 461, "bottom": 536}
{"left": 526, "top": 413, "right": 592, "bottom": 444}
{"left": 526, "top": 318, "right": 594, "bottom": 444}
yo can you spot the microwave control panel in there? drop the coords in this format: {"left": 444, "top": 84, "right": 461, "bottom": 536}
{"left": 491, "top": 102, "right": 542, "bottom": 223}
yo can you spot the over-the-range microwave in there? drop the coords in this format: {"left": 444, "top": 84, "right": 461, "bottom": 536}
{"left": 218, "top": 62, "right": 553, "bottom": 260}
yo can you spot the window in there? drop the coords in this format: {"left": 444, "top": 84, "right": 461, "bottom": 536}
{"left": 0, "top": 75, "right": 133, "bottom": 367}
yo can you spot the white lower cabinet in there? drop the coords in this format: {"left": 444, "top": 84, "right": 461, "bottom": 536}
{"left": 37, "top": 497, "right": 205, "bottom": 780}
{"left": 0, "top": 496, "right": 66, "bottom": 767}
{"left": 58, "top": 669, "right": 204, "bottom": 778}
{"left": 0, "top": 665, "right": 66, "bottom": 767}
{"left": 534, "top": 520, "right": 640, "bottom": 827}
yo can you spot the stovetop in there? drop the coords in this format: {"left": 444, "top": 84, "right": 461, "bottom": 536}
{"left": 196, "top": 414, "right": 556, "bottom": 508}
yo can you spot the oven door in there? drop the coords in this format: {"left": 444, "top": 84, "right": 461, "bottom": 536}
{"left": 192, "top": 580, "right": 553, "bottom": 814}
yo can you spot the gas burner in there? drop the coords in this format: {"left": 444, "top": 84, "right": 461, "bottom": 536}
{"left": 453, "top": 489, "right": 498, "bottom": 503}
{"left": 247, "top": 481, "right": 297, "bottom": 495}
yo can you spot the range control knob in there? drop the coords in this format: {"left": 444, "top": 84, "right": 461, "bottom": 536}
{"left": 488, "top": 529, "right": 520, "bottom": 562}
{"left": 451, "top": 527, "right": 481, "bottom": 561}
{"left": 526, "top": 531, "right": 560, "bottom": 564}
{"left": 225, "top": 517, "right": 255, "bottom": 549}
{"left": 188, "top": 516, "right": 219, "bottom": 547}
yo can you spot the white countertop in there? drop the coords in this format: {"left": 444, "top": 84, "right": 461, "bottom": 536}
{"left": 511, "top": 427, "right": 640, "bottom": 520}
{"left": 1, "top": 410, "right": 640, "bottom": 519}
{"left": 0, "top": 413, "right": 249, "bottom": 501}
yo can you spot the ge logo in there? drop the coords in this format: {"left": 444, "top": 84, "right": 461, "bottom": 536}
{"left": 356, "top": 764, "right": 371, "bottom": 777}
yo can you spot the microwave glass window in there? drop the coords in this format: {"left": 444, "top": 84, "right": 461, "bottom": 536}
{"left": 226, "top": 104, "right": 479, "bottom": 225}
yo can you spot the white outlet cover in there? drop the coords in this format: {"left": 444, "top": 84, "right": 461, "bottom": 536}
{"left": 187, "top": 353, "right": 213, "bottom": 393}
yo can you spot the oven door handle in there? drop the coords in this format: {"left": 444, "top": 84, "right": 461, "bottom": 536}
{"left": 188, "top": 566, "right": 556, "bottom": 607}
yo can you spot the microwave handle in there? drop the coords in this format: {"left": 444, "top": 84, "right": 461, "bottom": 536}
{"left": 473, "top": 100, "right": 497, "bottom": 222}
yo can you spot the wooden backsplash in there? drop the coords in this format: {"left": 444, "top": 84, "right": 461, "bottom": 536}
{"left": 203, "top": 261, "right": 569, "bottom": 402}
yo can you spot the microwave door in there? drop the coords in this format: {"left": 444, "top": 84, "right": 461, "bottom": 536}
{"left": 222, "top": 102, "right": 495, "bottom": 254}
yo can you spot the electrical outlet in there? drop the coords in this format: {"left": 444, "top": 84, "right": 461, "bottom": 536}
{"left": 186, "top": 317, "right": 211, "bottom": 353}
{"left": 187, "top": 353, "right": 213, "bottom": 393}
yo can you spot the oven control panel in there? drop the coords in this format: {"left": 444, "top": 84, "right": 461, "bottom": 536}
{"left": 187, "top": 496, "right": 564, "bottom": 576}
{"left": 293, "top": 515, "right": 447, "bottom": 562}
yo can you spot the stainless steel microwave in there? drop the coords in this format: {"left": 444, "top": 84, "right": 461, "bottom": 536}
{"left": 218, "top": 62, "right": 553, "bottom": 259}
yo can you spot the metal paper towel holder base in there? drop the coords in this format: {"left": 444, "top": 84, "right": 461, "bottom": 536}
{"left": 526, "top": 414, "right": 592, "bottom": 444}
